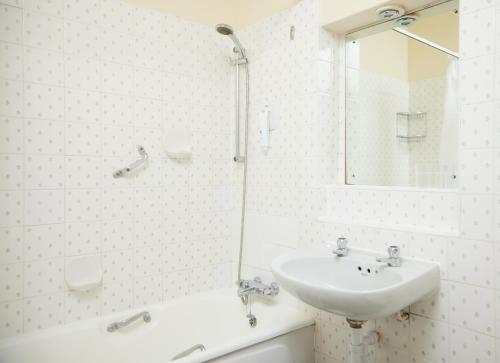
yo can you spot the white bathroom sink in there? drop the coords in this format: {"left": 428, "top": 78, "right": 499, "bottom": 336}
{"left": 271, "top": 247, "right": 440, "bottom": 320}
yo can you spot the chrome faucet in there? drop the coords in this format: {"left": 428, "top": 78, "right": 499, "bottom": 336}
{"left": 376, "top": 246, "right": 402, "bottom": 267}
{"left": 107, "top": 311, "right": 151, "bottom": 332}
{"left": 332, "top": 237, "right": 349, "bottom": 257}
{"left": 238, "top": 277, "right": 279, "bottom": 304}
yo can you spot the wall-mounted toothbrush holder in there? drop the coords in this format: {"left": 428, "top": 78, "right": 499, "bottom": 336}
{"left": 113, "top": 145, "right": 149, "bottom": 178}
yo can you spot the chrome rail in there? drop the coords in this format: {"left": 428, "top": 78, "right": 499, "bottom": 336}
{"left": 172, "top": 344, "right": 206, "bottom": 361}
{"left": 113, "top": 145, "right": 149, "bottom": 178}
{"left": 106, "top": 311, "right": 151, "bottom": 332}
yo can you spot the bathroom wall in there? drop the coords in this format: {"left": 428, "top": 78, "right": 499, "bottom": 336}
{"left": 234, "top": 1, "right": 338, "bottom": 362}
{"left": 240, "top": 0, "right": 500, "bottom": 362}
{"left": 0, "top": 0, "right": 234, "bottom": 338}
{"left": 235, "top": 0, "right": 336, "bottom": 274}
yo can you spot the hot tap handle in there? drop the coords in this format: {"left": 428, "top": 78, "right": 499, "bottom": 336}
{"left": 387, "top": 245, "right": 400, "bottom": 258}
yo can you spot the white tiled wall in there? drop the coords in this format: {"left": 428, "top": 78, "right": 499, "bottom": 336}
{"left": 0, "top": 0, "right": 234, "bottom": 338}
{"left": 237, "top": 0, "right": 500, "bottom": 362}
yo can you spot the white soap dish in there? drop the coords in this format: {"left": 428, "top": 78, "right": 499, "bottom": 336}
{"left": 65, "top": 255, "right": 103, "bottom": 291}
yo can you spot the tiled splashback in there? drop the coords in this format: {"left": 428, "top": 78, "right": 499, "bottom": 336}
{"left": 0, "top": 0, "right": 234, "bottom": 338}
{"left": 324, "top": 186, "right": 459, "bottom": 235}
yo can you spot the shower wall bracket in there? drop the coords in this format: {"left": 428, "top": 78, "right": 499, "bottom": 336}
{"left": 112, "top": 145, "right": 149, "bottom": 178}
{"left": 233, "top": 55, "right": 248, "bottom": 163}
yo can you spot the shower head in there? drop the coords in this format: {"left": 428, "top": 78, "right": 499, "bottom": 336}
{"left": 216, "top": 23, "right": 234, "bottom": 35}
{"left": 215, "top": 23, "right": 247, "bottom": 58}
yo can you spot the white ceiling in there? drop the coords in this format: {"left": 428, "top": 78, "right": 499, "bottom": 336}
{"left": 125, "top": 0, "right": 300, "bottom": 30}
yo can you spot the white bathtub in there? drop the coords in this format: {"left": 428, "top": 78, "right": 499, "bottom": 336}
{"left": 0, "top": 289, "right": 314, "bottom": 363}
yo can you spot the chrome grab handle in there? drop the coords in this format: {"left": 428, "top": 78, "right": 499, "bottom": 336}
{"left": 113, "top": 145, "right": 149, "bottom": 178}
{"left": 172, "top": 344, "right": 206, "bottom": 361}
{"left": 107, "top": 311, "right": 151, "bottom": 332}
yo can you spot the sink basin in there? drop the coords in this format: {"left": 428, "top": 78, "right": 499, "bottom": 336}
{"left": 271, "top": 247, "right": 440, "bottom": 320}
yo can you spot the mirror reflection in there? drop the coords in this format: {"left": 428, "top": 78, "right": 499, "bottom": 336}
{"left": 345, "top": 1, "right": 459, "bottom": 189}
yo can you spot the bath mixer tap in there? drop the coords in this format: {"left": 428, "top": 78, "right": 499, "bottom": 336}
{"left": 107, "top": 311, "right": 151, "bottom": 332}
{"left": 238, "top": 277, "right": 279, "bottom": 303}
{"left": 376, "top": 246, "right": 402, "bottom": 267}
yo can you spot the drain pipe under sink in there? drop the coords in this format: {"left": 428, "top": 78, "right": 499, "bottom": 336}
{"left": 347, "top": 319, "right": 380, "bottom": 363}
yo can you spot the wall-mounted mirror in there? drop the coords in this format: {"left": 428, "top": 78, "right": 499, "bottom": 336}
{"left": 345, "top": 0, "right": 459, "bottom": 189}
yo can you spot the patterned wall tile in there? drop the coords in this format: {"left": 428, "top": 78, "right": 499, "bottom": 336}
{"left": 64, "top": 290, "right": 101, "bottom": 323}
{"left": 24, "top": 190, "right": 64, "bottom": 225}
{"left": 24, "top": 47, "right": 64, "bottom": 86}
{"left": 449, "top": 238, "right": 495, "bottom": 288}
{"left": 0, "top": 117, "right": 23, "bottom": 154}
{"left": 0, "top": 42, "right": 23, "bottom": 81}
{"left": 0, "top": 5, "right": 22, "bottom": 44}
{"left": 65, "top": 189, "right": 101, "bottom": 222}
{"left": 64, "top": 0, "right": 100, "bottom": 25}
{"left": 0, "top": 154, "right": 23, "bottom": 189}
{"left": 0, "top": 79, "right": 23, "bottom": 117}
{"left": 449, "top": 282, "right": 495, "bottom": 335}
{"left": 0, "top": 263, "right": 23, "bottom": 302}
{"left": 23, "top": 293, "right": 64, "bottom": 333}
{"left": 65, "top": 221, "right": 101, "bottom": 256}
{"left": 102, "top": 281, "right": 133, "bottom": 315}
{"left": 24, "top": 0, "right": 63, "bottom": 17}
{"left": 24, "top": 119, "right": 64, "bottom": 155}
{"left": 0, "top": 227, "right": 23, "bottom": 265}
{"left": 24, "top": 258, "right": 64, "bottom": 297}
{"left": 23, "top": 11, "right": 63, "bottom": 51}
{"left": 64, "top": 21, "right": 101, "bottom": 59}
{"left": 0, "top": 300, "right": 23, "bottom": 339}
{"left": 24, "top": 83, "right": 64, "bottom": 121}
{"left": 450, "top": 326, "right": 496, "bottom": 363}
{"left": 24, "top": 155, "right": 64, "bottom": 189}
{"left": 24, "top": 224, "right": 64, "bottom": 261}
{"left": 409, "top": 315, "right": 449, "bottom": 363}
{"left": 461, "top": 194, "right": 493, "bottom": 240}
{"left": 0, "top": 191, "right": 23, "bottom": 227}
